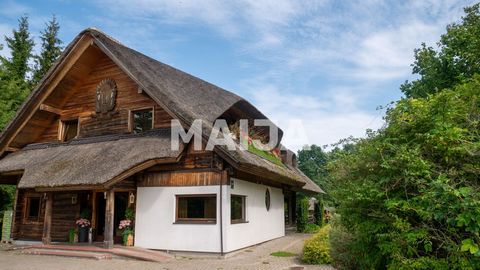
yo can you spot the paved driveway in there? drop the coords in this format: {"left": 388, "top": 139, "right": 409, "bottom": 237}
{"left": 0, "top": 233, "right": 335, "bottom": 270}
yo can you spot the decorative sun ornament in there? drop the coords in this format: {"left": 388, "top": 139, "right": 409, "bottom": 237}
{"left": 95, "top": 79, "right": 117, "bottom": 113}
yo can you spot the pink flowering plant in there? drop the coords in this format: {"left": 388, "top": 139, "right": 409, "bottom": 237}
{"left": 75, "top": 218, "right": 91, "bottom": 228}
{"left": 119, "top": 208, "right": 134, "bottom": 245}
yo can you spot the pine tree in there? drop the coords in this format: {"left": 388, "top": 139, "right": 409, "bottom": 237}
{"left": 0, "top": 16, "right": 33, "bottom": 130}
{"left": 31, "top": 15, "right": 62, "bottom": 86}
{"left": 1, "top": 16, "right": 34, "bottom": 81}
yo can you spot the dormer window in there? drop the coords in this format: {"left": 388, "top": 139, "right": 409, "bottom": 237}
{"left": 129, "top": 108, "right": 153, "bottom": 134}
{"left": 60, "top": 119, "right": 79, "bottom": 142}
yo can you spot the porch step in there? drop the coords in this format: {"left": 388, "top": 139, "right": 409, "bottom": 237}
{"left": 13, "top": 244, "right": 172, "bottom": 262}
{"left": 20, "top": 248, "right": 113, "bottom": 260}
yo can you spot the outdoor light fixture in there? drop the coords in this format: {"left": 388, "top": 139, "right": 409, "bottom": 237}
{"left": 71, "top": 194, "right": 77, "bottom": 204}
{"left": 129, "top": 192, "right": 135, "bottom": 204}
{"left": 104, "top": 192, "right": 107, "bottom": 199}
{"left": 230, "top": 179, "right": 235, "bottom": 189}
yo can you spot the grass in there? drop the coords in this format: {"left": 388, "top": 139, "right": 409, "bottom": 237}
{"left": 270, "top": 251, "right": 297, "bottom": 257}
{"left": 247, "top": 144, "right": 285, "bottom": 167}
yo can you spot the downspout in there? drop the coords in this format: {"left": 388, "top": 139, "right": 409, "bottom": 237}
{"left": 219, "top": 170, "right": 224, "bottom": 255}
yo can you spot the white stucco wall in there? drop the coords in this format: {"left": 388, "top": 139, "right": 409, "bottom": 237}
{"left": 135, "top": 178, "right": 285, "bottom": 253}
{"left": 135, "top": 185, "right": 223, "bottom": 252}
{"left": 223, "top": 178, "right": 285, "bottom": 252}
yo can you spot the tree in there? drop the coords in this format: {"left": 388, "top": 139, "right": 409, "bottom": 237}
{"left": 329, "top": 77, "right": 480, "bottom": 269}
{"left": 298, "top": 144, "right": 329, "bottom": 189}
{"left": 31, "top": 15, "right": 62, "bottom": 86}
{"left": 0, "top": 16, "right": 33, "bottom": 131}
{"left": 401, "top": 3, "right": 480, "bottom": 98}
{"left": 1, "top": 16, "right": 34, "bottom": 81}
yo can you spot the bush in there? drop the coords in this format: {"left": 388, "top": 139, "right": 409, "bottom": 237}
{"left": 304, "top": 223, "right": 320, "bottom": 234}
{"left": 329, "top": 76, "right": 480, "bottom": 269}
{"left": 314, "top": 199, "right": 324, "bottom": 226}
{"left": 302, "top": 224, "right": 332, "bottom": 264}
{"left": 329, "top": 217, "right": 360, "bottom": 270}
{"left": 296, "top": 197, "right": 309, "bottom": 232}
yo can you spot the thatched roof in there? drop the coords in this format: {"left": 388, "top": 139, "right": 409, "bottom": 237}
{"left": 0, "top": 28, "right": 322, "bottom": 193}
{"left": 0, "top": 132, "right": 182, "bottom": 189}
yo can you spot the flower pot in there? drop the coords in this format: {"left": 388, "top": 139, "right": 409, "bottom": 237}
{"left": 126, "top": 234, "right": 134, "bottom": 246}
{"left": 78, "top": 226, "right": 89, "bottom": 243}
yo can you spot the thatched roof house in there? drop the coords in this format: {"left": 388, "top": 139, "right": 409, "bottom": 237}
{"left": 0, "top": 28, "right": 323, "bottom": 253}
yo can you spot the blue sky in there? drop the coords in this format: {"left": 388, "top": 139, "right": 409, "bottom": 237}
{"left": 0, "top": 0, "right": 476, "bottom": 151}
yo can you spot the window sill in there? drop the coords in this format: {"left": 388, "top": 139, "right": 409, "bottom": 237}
{"left": 231, "top": 220, "right": 249, "bottom": 224}
{"left": 174, "top": 220, "right": 217, "bottom": 225}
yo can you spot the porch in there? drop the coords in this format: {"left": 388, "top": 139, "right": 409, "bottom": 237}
{"left": 12, "top": 187, "right": 138, "bottom": 249}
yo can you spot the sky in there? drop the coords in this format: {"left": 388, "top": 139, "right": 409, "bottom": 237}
{"left": 0, "top": 0, "right": 476, "bottom": 151}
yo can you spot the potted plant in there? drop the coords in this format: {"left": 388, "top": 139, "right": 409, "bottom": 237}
{"left": 118, "top": 208, "right": 134, "bottom": 246}
{"left": 76, "top": 208, "right": 91, "bottom": 243}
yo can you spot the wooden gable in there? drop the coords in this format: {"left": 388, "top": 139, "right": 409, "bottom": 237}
{"left": 7, "top": 39, "right": 173, "bottom": 149}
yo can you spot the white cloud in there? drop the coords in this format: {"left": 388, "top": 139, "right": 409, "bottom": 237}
{"left": 245, "top": 84, "right": 384, "bottom": 151}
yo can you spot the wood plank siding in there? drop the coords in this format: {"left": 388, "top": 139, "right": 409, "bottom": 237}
{"left": 11, "top": 45, "right": 173, "bottom": 147}
{"left": 139, "top": 171, "right": 226, "bottom": 187}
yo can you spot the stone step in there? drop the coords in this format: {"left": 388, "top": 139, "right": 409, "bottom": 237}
{"left": 20, "top": 248, "right": 113, "bottom": 260}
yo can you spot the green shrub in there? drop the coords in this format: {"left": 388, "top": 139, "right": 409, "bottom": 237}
{"left": 296, "top": 197, "right": 309, "bottom": 232}
{"left": 329, "top": 217, "right": 360, "bottom": 270}
{"left": 304, "top": 223, "right": 320, "bottom": 234}
{"left": 302, "top": 224, "right": 332, "bottom": 264}
{"left": 314, "top": 199, "right": 324, "bottom": 226}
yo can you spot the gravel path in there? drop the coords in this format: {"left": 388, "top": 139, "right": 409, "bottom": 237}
{"left": 0, "top": 233, "right": 335, "bottom": 270}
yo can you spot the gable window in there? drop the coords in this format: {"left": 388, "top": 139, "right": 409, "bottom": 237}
{"left": 176, "top": 194, "right": 216, "bottom": 224}
{"left": 25, "top": 196, "right": 41, "bottom": 222}
{"left": 60, "top": 119, "right": 79, "bottom": 142}
{"left": 130, "top": 108, "right": 153, "bottom": 134}
{"left": 231, "top": 195, "right": 246, "bottom": 224}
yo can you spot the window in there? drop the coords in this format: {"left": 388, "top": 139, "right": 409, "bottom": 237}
{"left": 60, "top": 119, "right": 79, "bottom": 142}
{"left": 130, "top": 108, "right": 153, "bottom": 134}
{"left": 176, "top": 195, "right": 216, "bottom": 223}
{"left": 25, "top": 196, "right": 41, "bottom": 222}
{"left": 265, "top": 188, "right": 271, "bottom": 211}
{"left": 231, "top": 195, "right": 246, "bottom": 223}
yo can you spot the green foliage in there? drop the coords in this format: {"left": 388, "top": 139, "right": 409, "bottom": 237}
{"left": 314, "top": 199, "right": 324, "bottom": 226}
{"left": 296, "top": 197, "right": 309, "bottom": 232}
{"left": 68, "top": 228, "right": 76, "bottom": 243}
{"left": 304, "top": 223, "right": 321, "bottom": 234}
{"left": 247, "top": 143, "right": 284, "bottom": 167}
{"left": 1, "top": 16, "right": 34, "bottom": 81}
{"left": 31, "top": 15, "right": 62, "bottom": 86}
{"left": 270, "top": 251, "right": 296, "bottom": 257}
{"left": 80, "top": 208, "right": 91, "bottom": 219}
{"left": 0, "top": 185, "right": 15, "bottom": 214}
{"left": 302, "top": 224, "right": 332, "bottom": 264}
{"left": 401, "top": 3, "right": 480, "bottom": 98}
{"left": 125, "top": 208, "right": 134, "bottom": 220}
{"left": 329, "top": 217, "right": 360, "bottom": 270}
{"left": 329, "top": 77, "right": 480, "bottom": 269}
{"left": 0, "top": 16, "right": 63, "bottom": 132}
{"left": 298, "top": 145, "right": 328, "bottom": 180}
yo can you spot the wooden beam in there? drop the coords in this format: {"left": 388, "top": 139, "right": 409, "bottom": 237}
{"left": 5, "top": 147, "right": 20, "bottom": 152}
{"left": 9, "top": 188, "right": 19, "bottom": 241}
{"left": 104, "top": 190, "right": 114, "bottom": 249}
{"left": 91, "top": 191, "right": 97, "bottom": 233}
{"left": 42, "top": 193, "right": 53, "bottom": 245}
{"left": 39, "top": 104, "right": 63, "bottom": 115}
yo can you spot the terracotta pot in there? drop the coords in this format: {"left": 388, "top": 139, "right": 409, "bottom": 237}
{"left": 126, "top": 234, "right": 134, "bottom": 246}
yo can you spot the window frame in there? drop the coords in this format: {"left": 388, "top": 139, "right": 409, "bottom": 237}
{"left": 230, "top": 194, "right": 247, "bottom": 224}
{"left": 23, "top": 195, "right": 42, "bottom": 224}
{"left": 128, "top": 107, "right": 155, "bottom": 133}
{"left": 174, "top": 194, "right": 217, "bottom": 224}
{"left": 58, "top": 118, "right": 80, "bottom": 142}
